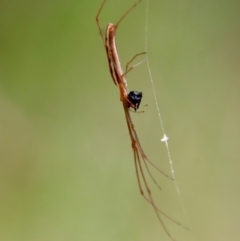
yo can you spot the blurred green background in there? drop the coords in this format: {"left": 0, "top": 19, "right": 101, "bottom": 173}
{"left": 0, "top": 0, "right": 240, "bottom": 241}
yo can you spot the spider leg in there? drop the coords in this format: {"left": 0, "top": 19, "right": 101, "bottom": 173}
{"left": 125, "top": 52, "right": 146, "bottom": 76}
{"left": 95, "top": 0, "right": 107, "bottom": 43}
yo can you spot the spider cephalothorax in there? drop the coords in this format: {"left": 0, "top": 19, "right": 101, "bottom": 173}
{"left": 127, "top": 91, "right": 142, "bottom": 111}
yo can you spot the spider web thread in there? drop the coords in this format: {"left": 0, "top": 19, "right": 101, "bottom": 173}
{"left": 144, "top": 0, "right": 186, "bottom": 213}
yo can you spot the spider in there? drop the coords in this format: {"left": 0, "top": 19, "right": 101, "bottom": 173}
{"left": 95, "top": 1, "right": 189, "bottom": 240}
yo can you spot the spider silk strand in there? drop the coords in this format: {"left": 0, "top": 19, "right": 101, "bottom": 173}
{"left": 144, "top": 0, "right": 186, "bottom": 213}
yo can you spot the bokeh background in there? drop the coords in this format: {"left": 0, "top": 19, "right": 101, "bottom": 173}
{"left": 0, "top": 0, "right": 240, "bottom": 241}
